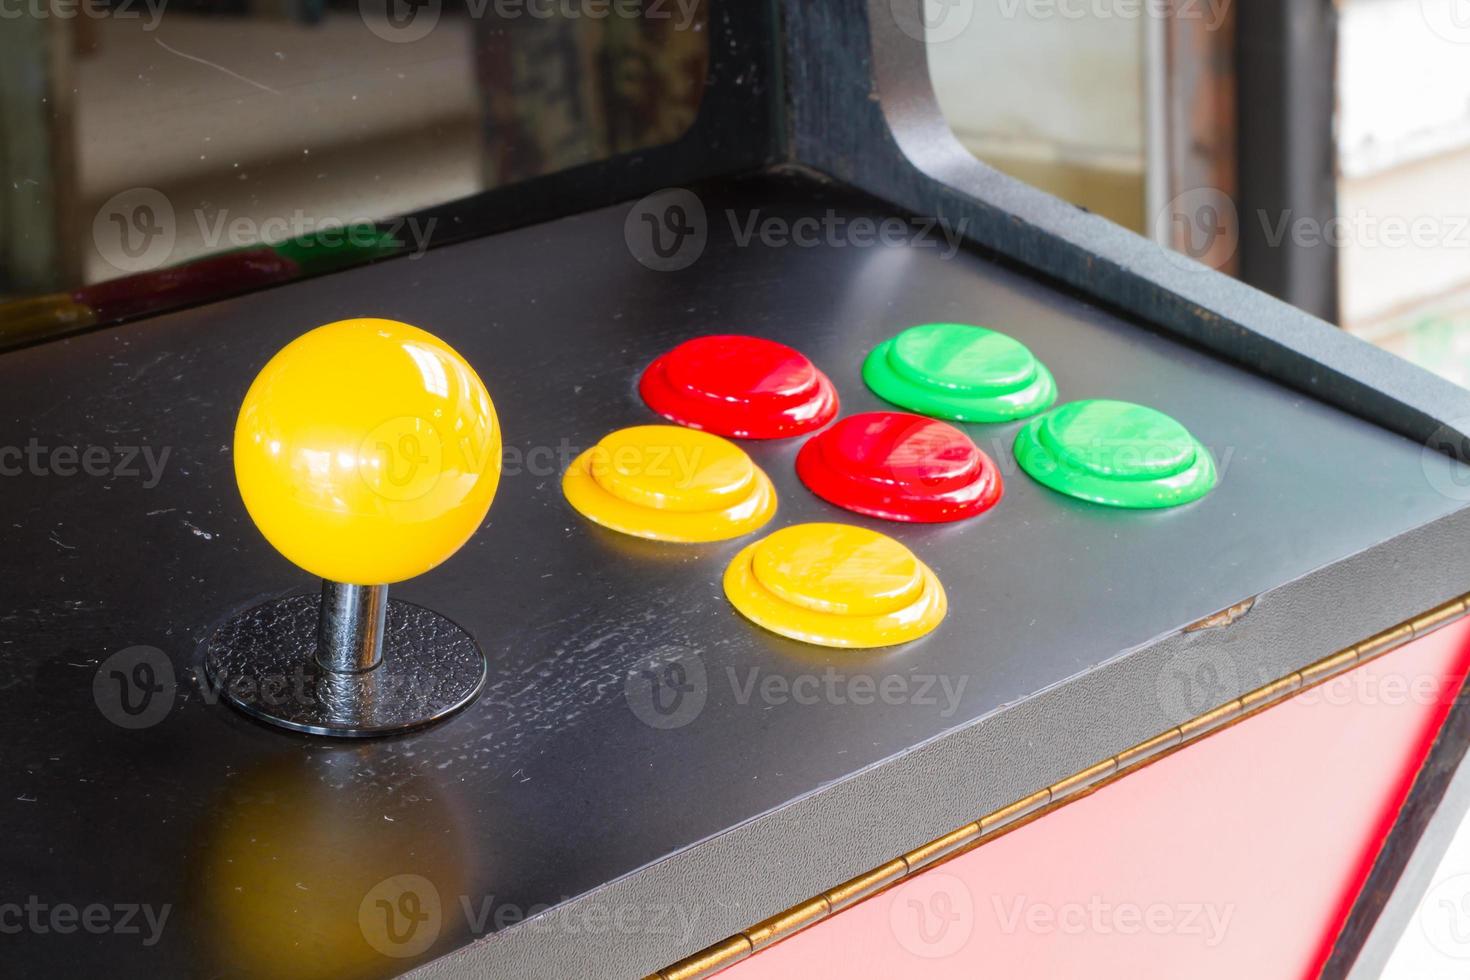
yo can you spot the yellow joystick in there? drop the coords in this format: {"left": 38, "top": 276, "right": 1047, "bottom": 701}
{"left": 206, "top": 318, "right": 501, "bottom": 737}
{"left": 234, "top": 317, "right": 501, "bottom": 584}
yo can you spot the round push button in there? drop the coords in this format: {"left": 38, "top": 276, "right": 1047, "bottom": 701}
{"left": 640, "top": 335, "right": 839, "bottom": 438}
{"left": 751, "top": 523, "right": 925, "bottom": 616}
{"left": 796, "top": 412, "right": 1002, "bottom": 523}
{"left": 564, "top": 425, "right": 777, "bottom": 541}
{"left": 592, "top": 425, "right": 756, "bottom": 512}
{"left": 863, "top": 323, "right": 1056, "bottom": 422}
{"left": 724, "top": 524, "right": 947, "bottom": 648}
{"left": 1014, "top": 399, "right": 1217, "bottom": 508}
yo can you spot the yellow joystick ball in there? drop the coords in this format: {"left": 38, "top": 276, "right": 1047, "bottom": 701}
{"left": 235, "top": 318, "right": 501, "bottom": 585}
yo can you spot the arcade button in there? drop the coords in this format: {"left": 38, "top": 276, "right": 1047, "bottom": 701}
{"left": 639, "top": 334, "right": 839, "bottom": 438}
{"left": 863, "top": 322, "right": 1057, "bottom": 422}
{"left": 796, "top": 411, "right": 1002, "bottom": 522}
{"left": 205, "top": 317, "right": 501, "bottom": 737}
{"left": 724, "top": 523, "right": 947, "bottom": 648}
{"left": 564, "top": 424, "right": 777, "bottom": 542}
{"left": 1014, "top": 399, "right": 1217, "bottom": 508}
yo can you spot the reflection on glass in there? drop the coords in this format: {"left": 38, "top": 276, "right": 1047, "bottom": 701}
{"left": 0, "top": 0, "right": 708, "bottom": 344}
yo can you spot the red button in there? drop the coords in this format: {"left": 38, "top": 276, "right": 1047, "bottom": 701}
{"left": 796, "top": 412, "right": 1002, "bottom": 523}
{"left": 639, "top": 335, "right": 839, "bottom": 439}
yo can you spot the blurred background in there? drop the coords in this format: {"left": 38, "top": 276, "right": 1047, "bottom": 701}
{"left": 930, "top": 0, "right": 1470, "bottom": 387}
{"left": 4, "top": 0, "right": 1468, "bottom": 387}
{"left": 0, "top": 0, "right": 708, "bottom": 335}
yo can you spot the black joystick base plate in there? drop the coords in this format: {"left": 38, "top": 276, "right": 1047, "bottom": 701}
{"left": 203, "top": 594, "right": 487, "bottom": 737}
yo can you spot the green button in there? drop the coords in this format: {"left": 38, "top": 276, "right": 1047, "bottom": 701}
{"left": 864, "top": 323, "right": 1056, "bottom": 422}
{"left": 1015, "top": 399, "right": 1217, "bottom": 508}
{"left": 890, "top": 323, "right": 1037, "bottom": 392}
{"left": 1041, "top": 401, "right": 1196, "bottom": 479}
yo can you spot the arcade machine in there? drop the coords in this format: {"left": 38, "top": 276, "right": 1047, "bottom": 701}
{"left": 7, "top": 2, "right": 1470, "bottom": 979}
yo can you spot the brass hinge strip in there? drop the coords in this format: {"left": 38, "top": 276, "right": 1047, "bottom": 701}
{"left": 648, "top": 592, "right": 1470, "bottom": 980}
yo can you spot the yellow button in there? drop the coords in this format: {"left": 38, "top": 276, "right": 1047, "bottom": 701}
{"left": 724, "top": 523, "right": 946, "bottom": 648}
{"left": 564, "top": 425, "right": 776, "bottom": 542}
{"left": 751, "top": 524, "right": 925, "bottom": 616}
{"left": 591, "top": 425, "right": 756, "bottom": 513}
{"left": 234, "top": 318, "right": 501, "bottom": 585}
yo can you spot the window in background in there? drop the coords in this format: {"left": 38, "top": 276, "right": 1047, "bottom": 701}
{"left": 924, "top": 0, "right": 1238, "bottom": 274}
{"left": 926, "top": 4, "right": 1150, "bottom": 232}
{"left": 1337, "top": 0, "right": 1470, "bottom": 388}
{"left": 926, "top": 0, "right": 1470, "bottom": 397}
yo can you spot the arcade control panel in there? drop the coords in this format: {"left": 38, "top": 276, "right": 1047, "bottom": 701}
{"left": 6, "top": 175, "right": 1470, "bottom": 979}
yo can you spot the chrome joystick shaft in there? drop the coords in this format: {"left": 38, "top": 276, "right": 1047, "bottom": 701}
{"left": 317, "top": 582, "right": 389, "bottom": 673}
